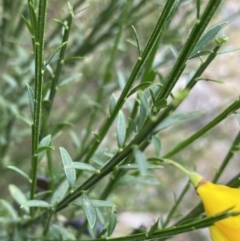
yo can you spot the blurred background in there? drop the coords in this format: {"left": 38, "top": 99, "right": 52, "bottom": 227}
{"left": 0, "top": 0, "right": 240, "bottom": 240}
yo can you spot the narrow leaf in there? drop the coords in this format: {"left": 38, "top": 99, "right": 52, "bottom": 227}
{"left": 127, "top": 82, "right": 152, "bottom": 97}
{"left": 0, "top": 199, "right": 18, "bottom": 220}
{"left": 190, "top": 21, "right": 228, "bottom": 58}
{"left": 81, "top": 193, "right": 96, "bottom": 229}
{"left": 50, "top": 224, "right": 76, "bottom": 240}
{"left": 154, "top": 98, "right": 167, "bottom": 109}
{"left": 52, "top": 122, "right": 73, "bottom": 137}
{"left": 147, "top": 218, "right": 159, "bottom": 236}
{"left": 9, "top": 185, "right": 29, "bottom": 213}
{"left": 108, "top": 207, "right": 117, "bottom": 237}
{"left": 7, "top": 166, "right": 31, "bottom": 183}
{"left": 59, "top": 147, "right": 76, "bottom": 188}
{"left": 72, "top": 199, "right": 114, "bottom": 208}
{"left": 218, "top": 47, "right": 240, "bottom": 55}
{"left": 154, "top": 111, "right": 204, "bottom": 132}
{"left": 149, "top": 88, "right": 156, "bottom": 104}
{"left": 189, "top": 50, "right": 213, "bottom": 59}
{"left": 21, "top": 200, "right": 52, "bottom": 208}
{"left": 44, "top": 41, "right": 68, "bottom": 70}
{"left": 117, "top": 111, "right": 126, "bottom": 148}
{"left": 26, "top": 84, "right": 34, "bottom": 118}
{"left": 118, "top": 163, "right": 162, "bottom": 170}
{"left": 133, "top": 148, "right": 149, "bottom": 176}
{"left": 59, "top": 74, "right": 82, "bottom": 87}
{"left": 128, "top": 117, "right": 137, "bottom": 133}
{"left": 51, "top": 180, "right": 69, "bottom": 205}
{"left": 21, "top": 15, "right": 33, "bottom": 34}
{"left": 64, "top": 56, "right": 84, "bottom": 64}
{"left": 38, "top": 135, "right": 51, "bottom": 162}
{"left": 151, "top": 135, "right": 161, "bottom": 157}
{"left": 16, "top": 115, "right": 32, "bottom": 126}
{"left": 36, "top": 145, "right": 54, "bottom": 154}
{"left": 131, "top": 25, "right": 141, "bottom": 56}
{"left": 64, "top": 162, "right": 97, "bottom": 173}
{"left": 196, "top": 78, "right": 224, "bottom": 83}
{"left": 109, "top": 94, "right": 116, "bottom": 115}
{"left": 236, "top": 113, "right": 240, "bottom": 126}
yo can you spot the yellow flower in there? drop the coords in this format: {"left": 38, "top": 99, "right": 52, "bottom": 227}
{"left": 164, "top": 159, "right": 240, "bottom": 241}
{"left": 197, "top": 181, "right": 240, "bottom": 241}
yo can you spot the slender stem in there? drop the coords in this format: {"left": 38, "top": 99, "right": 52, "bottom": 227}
{"left": 212, "top": 131, "right": 240, "bottom": 183}
{"left": 42, "top": 209, "right": 53, "bottom": 237}
{"left": 30, "top": 0, "right": 48, "bottom": 201}
{"left": 98, "top": 44, "right": 222, "bottom": 201}
{"left": 80, "top": 1, "right": 130, "bottom": 151}
{"left": 48, "top": 10, "right": 73, "bottom": 114}
{"left": 162, "top": 181, "right": 190, "bottom": 228}
{"left": 155, "top": 0, "right": 222, "bottom": 103}
{"left": 81, "top": 0, "right": 180, "bottom": 164}
{"left": 80, "top": 211, "right": 239, "bottom": 241}
{"left": 163, "top": 100, "right": 240, "bottom": 158}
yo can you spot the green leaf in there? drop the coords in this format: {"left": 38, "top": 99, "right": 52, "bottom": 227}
{"left": 108, "top": 207, "right": 117, "bottom": 237}
{"left": 38, "top": 135, "right": 52, "bottom": 162}
{"left": 149, "top": 88, "right": 156, "bottom": 104}
{"left": 109, "top": 94, "right": 116, "bottom": 115}
{"left": 190, "top": 21, "right": 228, "bottom": 58}
{"left": 147, "top": 218, "right": 159, "bottom": 236}
{"left": 117, "top": 111, "right": 126, "bottom": 148}
{"left": 59, "top": 147, "right": 76, "bottom": 188}
{"left": 36, "top": 145, "right": 55, "bottom": 154}
{"left": 16, "top": 115, "right": 32, "bottom": 126}
{"left": 0, "top": 199, "right": 18, "bottom": 220}
{"left": 131, "top": 25, "right": 141, "bottom": 56}
{"left": 154, "top": 111, "right": 204, "bottom": 132}
{"left": 7, "top": 166, "right": 31, "bottom": 183}
{"left": 133, "top": 148, "right": 149, "bottom": 176}
{"left": 50, "top": 224, "right": 76, "bottom": 240}
{"left": 21, "top": 200, "right": 52, "bottom": 208}
{"left": 64, "top": 162, "right": 97, "bottom": 173}
{"left": 50, "top": 180, "right": 69, "bottom": 205}
{"left": 235, "top": 113, "right": 240, "bottom": 125}
{"left": 9, "top": 185, "right": 29, "bottom": 213}
{"left": 64, "top": 56, "right": 85, "bottom": 64}
{"left": 26, "top": 84, "right": 34, "bottom": 119}
{"left": 21, "top": 15, "right": 33, "bottom": 35}
{"left": 128, "top": 117, "right": 137, "bottom": 133}
{"left": 189, "top": 50, "right": 213, "bottom": 59}
{"left": 81, "top": 193, "right": 96, "bottom": 229}
{"left": 127, "top": 82, "right": 152, "bottom": 97}
{"left": 138, "top": 92, "right": 149, "bottom": 130}
{"left": 52, "top": 122, "right": 73, "bottom": 137}
{"left": 117, "top": 163, "right": 162, "bottom": 170}
{"left": 44, "top": 41, "right": 68, "bottom": 70}
{"left": 151, "top": 135, "right": 161, "bottom": 157}
{"left": 154, "top": 98, "right": 167, "bottom": 109}
{"left": 72, "top": 199, "right": 114, "bottom": 208}
{"left": 59, "top": 74, "right": 82, "bottom": 87}
{"left": 196, "top": 78, "right": 224, "bottom": 83}
{"left": 218, "top": 47, "right": 240, "bottom": 55}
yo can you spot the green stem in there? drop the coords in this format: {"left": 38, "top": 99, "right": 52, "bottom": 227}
{"left": 98, "top": 44, "right": 222, "bottom": 201}
{"left": 162, "top": 181, "right": 190, "bottom": 228}
{"left": 30, "top": 0, "right": 48, "bottom": 201}
{"left": 48, "top": 9, "right": 73, "bottom": 114}
{"left": 80, "top": 1, "right": 130, "bottom": 151}
{"left": 163, "top": 99, "right": 240, "bottom": 158}
{"left": 155, "top": 0, "right": 222, "bottom": 104}
{"left": 80, "top": 211, "right": 240, "bottom": 241}
{"left": 81, "top": 0, "right": 180, "bottom": 164}
{"left": 212, "top": 131, "right": 240, "bottom": 183}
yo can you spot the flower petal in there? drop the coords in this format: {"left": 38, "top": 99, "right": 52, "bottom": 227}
{"left": 197, "top": 182, "right": 240, "bottom": 241}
